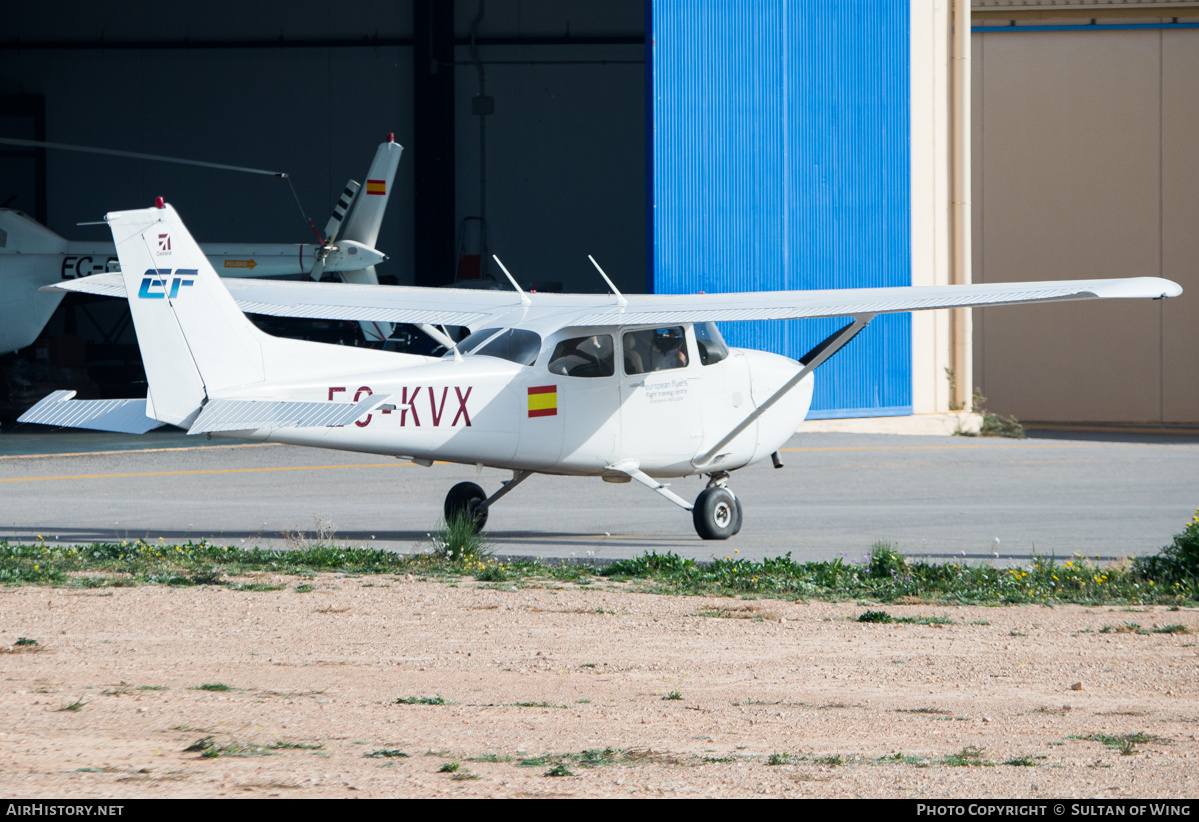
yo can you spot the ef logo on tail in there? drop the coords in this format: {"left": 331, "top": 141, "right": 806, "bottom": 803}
{"left": 138, "top": 268, "right": 198, "bottom": 300}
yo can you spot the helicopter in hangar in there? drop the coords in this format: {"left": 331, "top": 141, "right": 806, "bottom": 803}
{"left": 0, "top": 134, "right": 403, "bottom": 357}
{"left": 17, "top": 200, "right": 1182, "bottom": 540}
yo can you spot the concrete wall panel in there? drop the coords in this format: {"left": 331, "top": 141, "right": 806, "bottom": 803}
{"left": 452, "top": 44, "right": 646, "bottom": 294}
{"left": 0, "top": 46, "right": 416, "bottom": 282}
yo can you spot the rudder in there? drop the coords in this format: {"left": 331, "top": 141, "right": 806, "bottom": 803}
{"left": 109, "top": 202, "right": 267, "bottom": 425}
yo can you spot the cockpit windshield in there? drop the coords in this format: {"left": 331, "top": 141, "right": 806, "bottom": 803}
{"left": 447, "top": 327, "right": 542, "bottom": 366}
{"left": 694, "top": 321, "right": 729, "bottom": 365}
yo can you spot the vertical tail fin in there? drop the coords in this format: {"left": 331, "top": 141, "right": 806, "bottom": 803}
{"left": 108, "top": 202, "right": 267, "bottom": 426}
{"left": 339, "top": 134, "right": 403, "bottom": 342}
{"left": 339, "top": 135, "right": 402, "bottom": 249}
{"left": 0, "top": 211, "right": 70, "bottom": 354}
{"left": 0, "top": 209, "right": 68, "bottom": 253}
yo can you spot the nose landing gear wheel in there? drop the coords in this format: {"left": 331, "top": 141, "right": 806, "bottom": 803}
{"left": 444, "top": 481, "right": 489, "bottom": 531}
{"left": 693, "top": 486, "right": 739, "bottom": 540}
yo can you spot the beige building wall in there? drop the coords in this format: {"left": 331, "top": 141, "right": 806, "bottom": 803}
{"left": 911, "top": 0, "right": 969, "bottom": 415}
{"left": 971, "top": 12, "right": 1199, "bottom": 424}
{"left": 1161, "top": 29, "right": 1199, "bottom": 423}
{"left": 910, "top": 0, "right": 954, "bottom": 415}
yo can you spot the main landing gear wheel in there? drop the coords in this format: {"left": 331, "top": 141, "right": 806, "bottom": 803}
{"left": 444, "top": 481, "right": 489, "bottom": 531}
{"left": 693, "top": 487, "right": 741, "bottom": 540}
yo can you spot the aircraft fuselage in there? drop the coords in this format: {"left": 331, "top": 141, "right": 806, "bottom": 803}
{"left": 213, "top": 327, "right": 811, "bottom": 479}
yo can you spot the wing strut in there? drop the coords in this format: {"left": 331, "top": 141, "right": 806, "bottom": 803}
{"left": 607, "top": 460, "right": 694, "bottom": 511}
{"left": 694, "top": 315, "right": 874, "bottom": 470}
{"left": 482, "top": 470, "right": 534, "bottom": 507}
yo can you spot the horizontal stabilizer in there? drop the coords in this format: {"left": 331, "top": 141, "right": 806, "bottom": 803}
{"left": 43, "top": 274, "right": 127, "bottom": 298}
{"left": 188, "top": 394, "right": 394, "bottom": 434}
{"left": 44, "top": 273, "right": 492, "bottom": 328}
{"left": 17, "top": 390, "right": 165, "bottom": 434}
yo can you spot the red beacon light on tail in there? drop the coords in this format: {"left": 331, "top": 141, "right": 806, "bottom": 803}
{"left": 155, "top": 197, "right": 165, "bottom": 209}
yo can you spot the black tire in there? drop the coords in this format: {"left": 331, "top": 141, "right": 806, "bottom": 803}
{"left": 731, "top": 495, "right": 744, "bottom": 536}
{"left": 444, "top": 481, "right": 489, "bottom": 530}
{"left": 692, "top": 487, "right": 738, "bottom": 540}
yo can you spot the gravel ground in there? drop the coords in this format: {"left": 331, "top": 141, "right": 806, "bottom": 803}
{"left": 1, "top": 576, "right": 1196, "bottom": 798}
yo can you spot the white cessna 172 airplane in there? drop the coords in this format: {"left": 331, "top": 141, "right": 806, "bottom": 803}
{"left": 17, "top": 201, "right": 1183, "bottom": 540}
{"left": 0, "top": 135, "right": 403, "bottom": 356}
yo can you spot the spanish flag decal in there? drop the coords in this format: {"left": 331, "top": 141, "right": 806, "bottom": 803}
{"left": 527, "top": 385, "right": 557, "bottom": 418}
{"left": 366, "top": 179, "right": 387, "bottom": 195}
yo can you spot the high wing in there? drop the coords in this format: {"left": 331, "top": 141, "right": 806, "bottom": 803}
{"left": 44, "top": 271, "right": 1180, "bottom": 332}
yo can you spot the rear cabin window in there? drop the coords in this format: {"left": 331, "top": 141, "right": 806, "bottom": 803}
{"left": 622, "top": 327, "right": 689, "bottom": 375}
{"left": 548, "top": 335, "right": 615, "bottom": 378}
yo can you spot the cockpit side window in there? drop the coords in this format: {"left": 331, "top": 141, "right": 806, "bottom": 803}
{"left": 694, "top": 321, "right": 729, "bottom": 366}
{"left": 449, "top": 327, "right": 542, "bottom": 366}
{"left": 622, "top": 326, "right": 689, "bottom": 375}
{"left": 548, "top": 334, "right": 615, "bottom": 378}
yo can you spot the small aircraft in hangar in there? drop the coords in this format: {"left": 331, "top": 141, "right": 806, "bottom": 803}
{"left": 18, "top": 201, "right": 1183, "bottom": 539}
{"left": 0, "top": 135, "right": 403, "bottom": 356}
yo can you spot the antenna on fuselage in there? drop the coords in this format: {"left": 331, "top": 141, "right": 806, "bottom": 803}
{"left": 588, "top": 255, "right": 627, "bottom": 307}
{"left": 492, "top": 255, "right": 531, "bottom": 307}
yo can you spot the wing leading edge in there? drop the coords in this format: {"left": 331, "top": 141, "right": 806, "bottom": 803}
{"left": 45, "top": 273, "right": 1181, "bottom": 331}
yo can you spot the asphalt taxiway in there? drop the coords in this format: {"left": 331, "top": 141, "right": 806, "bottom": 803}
{"left": 2, "top": 427, "right": 1197, "bottom": 565}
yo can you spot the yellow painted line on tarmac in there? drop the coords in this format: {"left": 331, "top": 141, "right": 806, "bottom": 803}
{"left": 778, "top": 442, "right": 1160, "bottom": 453}
{"left": 0, "top": 442, "right": 281, "bottom": 461}
{"left": 1, "top": 461, "right": 418, "bottom": 484}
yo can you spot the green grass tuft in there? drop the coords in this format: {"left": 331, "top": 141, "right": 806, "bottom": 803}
{"left": 812, "top": 754, "right": 846, "bottom": 766}
{"left": 395, "top": 695, "right": 445, "bottom": 705}
{"left": 877, "top": 752, "right": 931, "bottom": 766}
{"left": 268, "top": 740, "right": 323, "bottom": 750}
{"left": 468, "top": 753, "right": 510, "bottom": 763}
{"left": 432, "top": 511, "right": 493, "bottom": 564}
{"left": 1153, "top": 624, "right": 1189, "bottom": 634}
{"left": 1133, "top": 508, "right": 1199, "bottom": 588}
{"left": 1071, "top": 732, "right": 1163, "bottom": 756}
{"left": 944, "top": 746, "right": 991, "bottom": 767}
{"left": 475, "top": 564, "right": 507, "bottom": 582}
{"left": 1003, "top": 757, "right": 1041, "bottom": 767}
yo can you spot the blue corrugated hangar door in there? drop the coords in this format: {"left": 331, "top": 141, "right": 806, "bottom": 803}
{"left": 650, "top": 0, "right": 911, "bottom": 418}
